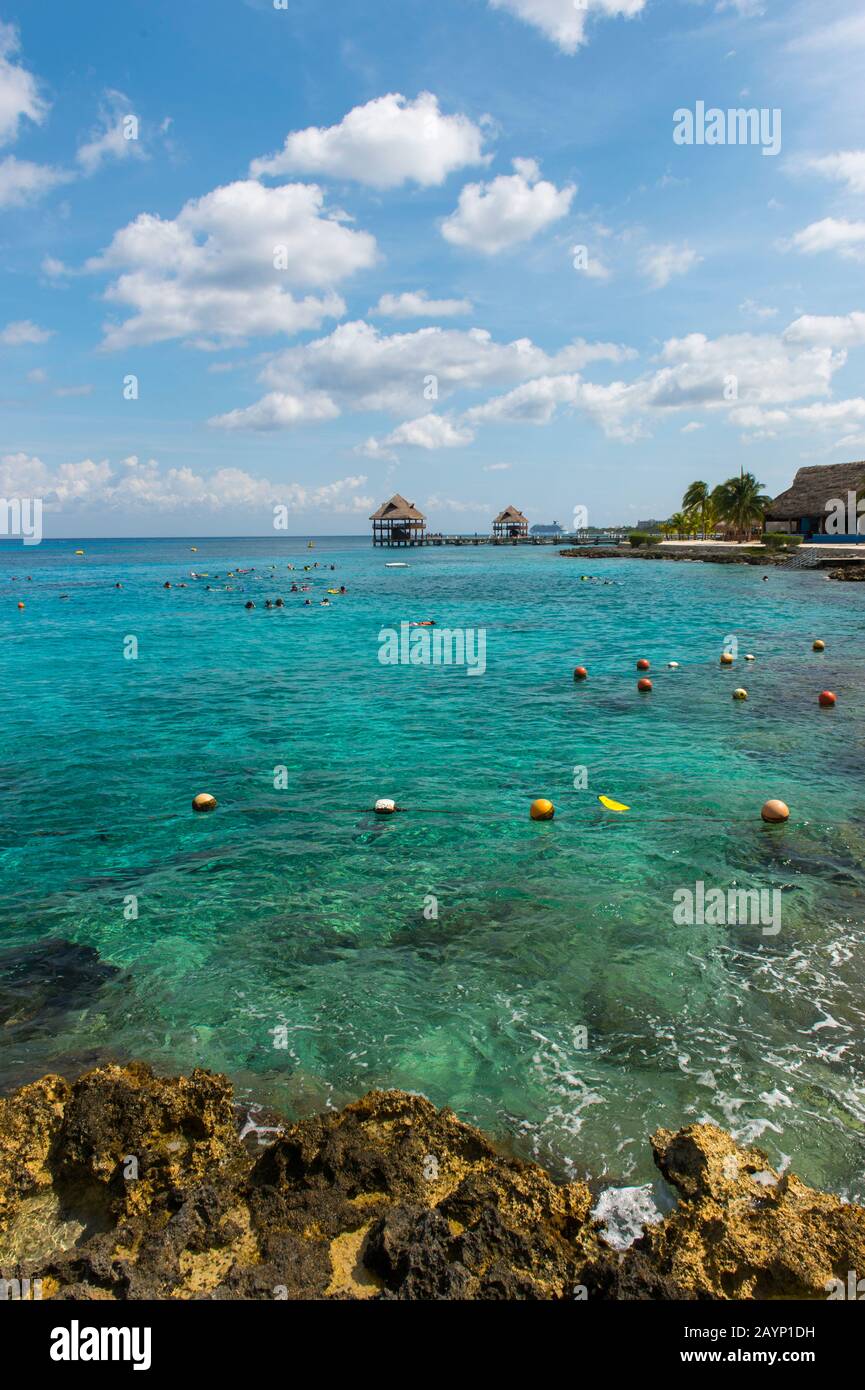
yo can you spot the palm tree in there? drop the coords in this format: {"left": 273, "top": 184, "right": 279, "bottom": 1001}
{"left": 683, "top": 481, "right": 710, "bottom": 537}
{"left": 701, "top": 495, "right": 720, "bottom": 539}
{"left": 714, "top": 472, "right": 771, "bottom": 541}
{"left": 668, "top": 510, "right": 689, "bottom": 539}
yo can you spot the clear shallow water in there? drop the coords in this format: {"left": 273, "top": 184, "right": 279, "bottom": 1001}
{"left": 2, "top": 536, "right": 865, "bottom": 1197}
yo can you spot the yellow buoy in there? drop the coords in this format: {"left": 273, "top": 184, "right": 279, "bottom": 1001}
{"left": 192, "top": 793, "right": 217, "bottom": 813}
{"left": 530, "top": 799, "right": 555, "bottom": 821}
{"left": 813, "top": 639, "right": 825, "bottom": 652}
{"left": 732, "top": 688, "right": 748, "bottom": 700}
{"left": 720, "top": 652, "right": 734, "bottom": 665}
{"left": 74, "top": 549, "right": 85, "bottom": 556}
{"left": 761, "top": 799, "right": 789, "bottom": 824}
{"left": 598, "top": 795, "right": 630, "bottom": 812}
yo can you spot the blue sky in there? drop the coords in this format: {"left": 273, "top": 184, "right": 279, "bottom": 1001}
{"left": 1, "top": 0, "right": 864, "bottom": 536}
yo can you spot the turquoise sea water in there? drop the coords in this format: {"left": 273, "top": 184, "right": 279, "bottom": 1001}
{"left": 2, "top": 536, "right": 865, "bottom": 1198}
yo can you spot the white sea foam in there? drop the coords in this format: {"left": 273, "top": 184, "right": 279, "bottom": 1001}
{"left": 592, "top": 1183, "right": 667, "bottom": 1251}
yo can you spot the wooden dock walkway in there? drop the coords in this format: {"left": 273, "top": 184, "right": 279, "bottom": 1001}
{"left": 373, "top": 533, "right": 627, "bottom": 547}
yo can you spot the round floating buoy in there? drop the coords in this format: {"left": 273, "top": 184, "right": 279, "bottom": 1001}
{"left": 573, "top": 666, "right": 588, "bottom": 681}
{"left": 745, "top": 654, "right": 755, "bottom": 662}
{"left": 813, "top": 639, "right": 825, "bottom": 652}
{"left": 637, "top": 677, "right": 653, "bottom": 692}
{"left": 720, "top": 653, "right": 734, "bottom": 665}
{"left": 530, "top": 798, "right": 555, "bottom": 820}
{"left": 761, "top": 799, "right": 789, "bottom": 824}
{"left": 16, "top": 601, "right": 24, "bottom": 609}
{"left": 636, "top": 658, "right": 650, "bottom": 671}
{"left": 74, "top": 549, "right": 84, "bottom": 556}
{"left": 192, "top": 793, "right": 217, "bottom": 813}
{"left": 374, "top": 798, "right": 397, "bottom": 814}
{"left": 732, "top": 688, "right": 748, "bottom": 701}
{"left": 819, "top": 690, "right": 837, "bottom": 707}
{"left": 668, "top": 661, "right": 679, "bottom": 669}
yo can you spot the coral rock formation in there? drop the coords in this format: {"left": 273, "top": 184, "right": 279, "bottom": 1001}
{"left": 1, "top": 1065, "right": 863, "bottom": 1300}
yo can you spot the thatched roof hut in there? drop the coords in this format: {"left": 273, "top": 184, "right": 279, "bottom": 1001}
{"left": 493, "top": 505, "right": 529, "bottom": 539}
{"left": 370, "top": 494, "right": 426, "bottom": 546}
{"left": 766, "top": 462, "right": 865, "bottom": 534}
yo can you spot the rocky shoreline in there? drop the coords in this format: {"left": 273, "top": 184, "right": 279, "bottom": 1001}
{"left": 559, "top": 545, "right": 865, "bottom": 575}
{"left": 1, "top": 1063, "right": 863, "bottom": 1300}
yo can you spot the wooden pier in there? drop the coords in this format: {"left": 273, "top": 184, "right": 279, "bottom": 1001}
{"left": 369, "top": 495, "right": 626, "bottom": 547}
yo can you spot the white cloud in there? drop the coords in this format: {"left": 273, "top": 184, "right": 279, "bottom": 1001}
{"left": 232, "top": 319, "right": 632, "bottom": 425}
{"left": 640, "top": 242, "right": 701, "bottom": 289}
{"left": 799, "top": 150, "right": 865, "bottom": 195}
{"left": 681, "top": 421, "right": 704, "bottom": 432}
{"left": 739, "top": 298, "right": 777, "bottom": 320}
{"left": 462, "top": 372, "right": 645, "bottom": 441}
{"left": 250, "top": 92, "right": 490, "bottom": 189}
{"left": 0, "top": 451, "right": 372, "bottom": 513}
{"left": 483, "top": 461, "right": 511, "bottom": 470}
{"left": 647, "top": 331, "right": 841, "bottom": 409}
{"left": 459, "top": 328, "right": 845, "bottom": 443}
{"left": 487, "top": 0, "right": 646, "bottom": 55}
{"left": 727, "top": 397, "right": 865, "bottom": 445}
{"left": 370, "top": 289, "right": 473, "bottom": 319}
{"left": 0, "top": 319, "right": 53, "bottom": 345}
{"left": 209, "top": 390, "right": 340, "bottom": 431}
{"left": 0, "top": 22, "right": 46, "bottom": 147}
{"left": 0, "top": 154, "right": 72, "bottom": 208}
{"left": 784, "top": 311, "right": 865, "bottom": 348}
{"left": 87, "top": 179, "right": 376, "bottom": 349}
{"left": 786, "top": 13, "right": 865, "bottom": 55}
{"left": 421, "top": 494, "right": 487, "bottom": 514}
{"left": 360, "top": 413, "right": 475, "bottom": 458}
{"left": 76, "top": 90, "right": 147, "bottom": 175}
{"left": 716, "top": 0, "right": 765, "bottom": 14}
{"left": 785, "top": 217, "right": 865, "bottom": 261}
{"left": 441, "top": 157, "right": 575, "bottom": 254}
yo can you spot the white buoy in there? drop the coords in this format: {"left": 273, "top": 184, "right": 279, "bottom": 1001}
{"left": 374, "top": 798, "right": 397, "bottom": 814}
{"left": 668, "top": 661, "right": 679, "bottom": 669}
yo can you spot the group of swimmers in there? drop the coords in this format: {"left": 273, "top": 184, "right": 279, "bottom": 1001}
{"left": 243, "top": 584, "right": 348, "bottom": 610}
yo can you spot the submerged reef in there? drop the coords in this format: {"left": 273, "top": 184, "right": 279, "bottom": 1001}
{"left": 0, "top": 1063, "right": 862, "bottom": 1300}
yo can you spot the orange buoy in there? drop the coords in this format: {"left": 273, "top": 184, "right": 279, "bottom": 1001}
{"left": 192, "top": 793, "right": 217, "bottom": 813}
{"left": 819, "top": 690, "right": 836, "bottom": 707}
{"left": 761, "top": 799, "right": 789, "bottom": 823}
{"left": 637, "top": 677, "right": 652, "bottom": 692}
{"left": 720, "top": 653, "right": 734, "bottom": 665}
{"left": 636, "top": 658, "right": 650, "bottom": 671}
{"left": 530, "top": 799, "right": 555, "bottom": 821}
{"left": 16, "top": 601, "right": 24, "bottom": 609}
{"left": 813, "top": 639, "right": 825, "bottom": 652}
{"left": 573, "top": 666, "right": 588, "bottom": 681}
